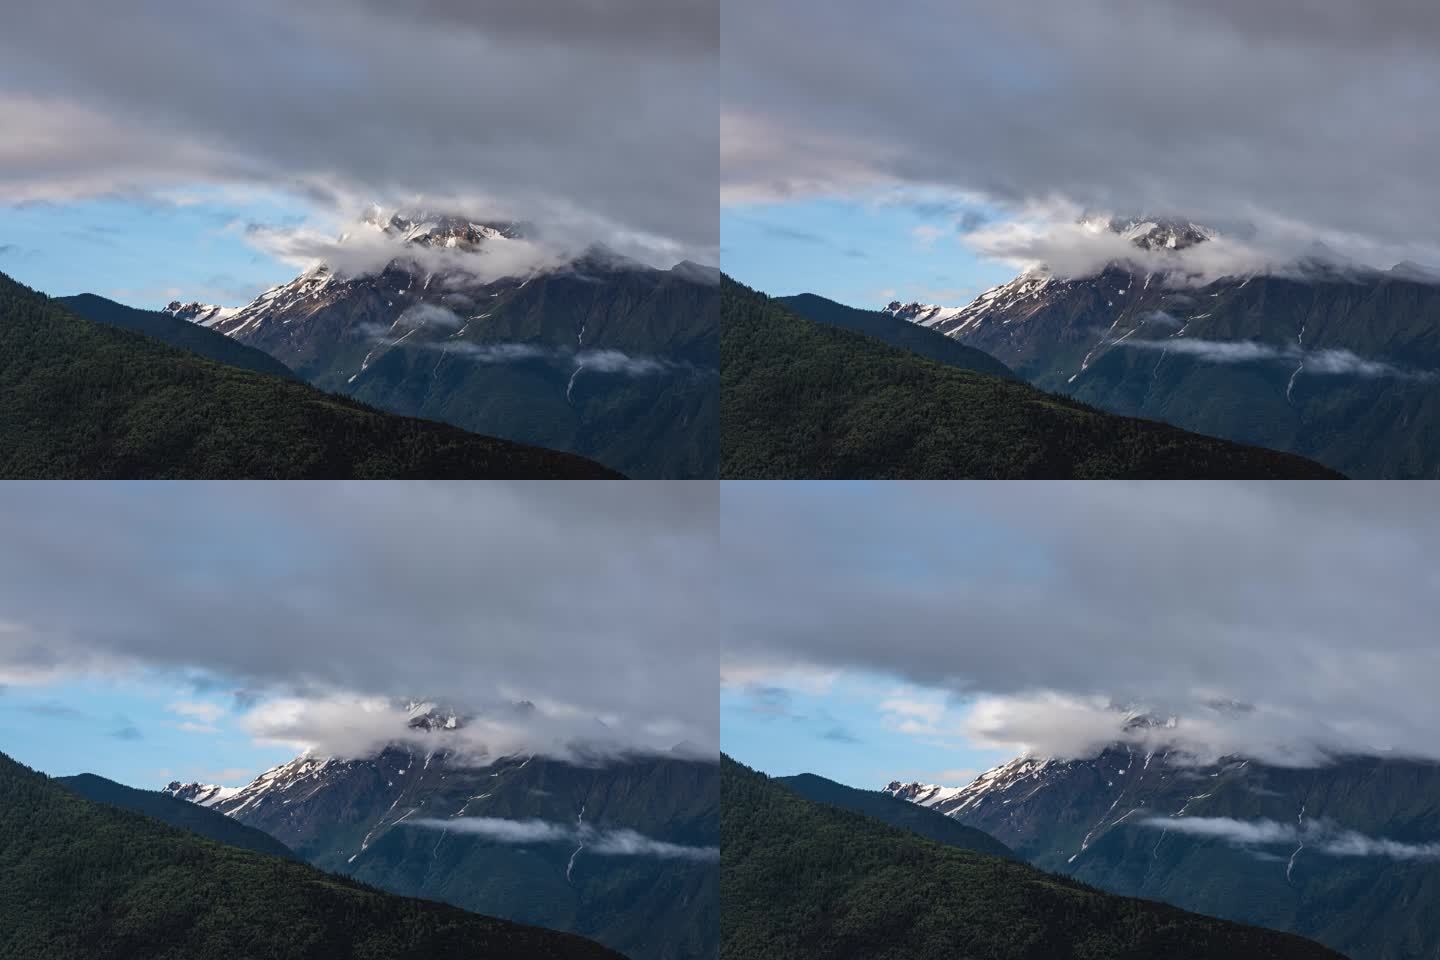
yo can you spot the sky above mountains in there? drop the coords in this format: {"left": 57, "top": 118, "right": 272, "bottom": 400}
{"left": 0, "top": 0, "right": 717, "bottom": 307}
{"left": 722, "top": 0, "right": 1440, "bottom": 306}
{"left": 0, "top": 482, "right": 719, "bottom": 789}
{"left": 721, "top": 482, "right": 1440, "bottom": 788}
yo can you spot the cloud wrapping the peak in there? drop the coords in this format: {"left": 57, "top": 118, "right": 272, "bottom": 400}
{"left": 721, "top": 482, "right": 1440, "bottom": 767}
{"left": 0, "top": 0, "right": 716, "bottom": 263}
{"left": 0, "top": 482, "right": 719, "bottom": 760}
{"left": 723, "top": 0, "right": 1440, "bottom": 271}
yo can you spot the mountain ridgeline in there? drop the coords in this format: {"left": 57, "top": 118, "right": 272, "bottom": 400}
{"left": 0, "top": 750, "right": 623, "bottom": 960}
{"left": 889, "top": 219, "right": 1440, "bottom": 478}
{"left": 165, "top": 729, "right": 719, "bottom": 960}
{"left": 56, "top": 773, "right": 296, "bottom": 861}
{"left": 192, "top": 217, "right": 719, "bottom": 478}
{"left": 775, "top": 772, "right": 1016, "bottom": 859}
{"left": 0, "top": 270, "right": 618, "bottom": 478}
{"left": 891, "top": 745, "right": 1440, "bottom": 960}
{"left": 721, "top": 276, "right": 1342, "bottom": 478}
{"left": 721, "top": 755, "right": 1344, "bottom": 960}
{"left": 775, "top": 293, "right": 1017, "bottom": 379}
{"left": 57, "top": 293, "right": 298, "bottom": 380}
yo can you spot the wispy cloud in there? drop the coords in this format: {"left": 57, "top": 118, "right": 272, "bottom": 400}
{"left": 1141, "top": 816, "right": 1440, "bottom": 861}
{"left": 1121, "top": 337, "right": 1436, "bottom": 381}
{"left": 406, "top": 816, "right": 719, "bottom": 861}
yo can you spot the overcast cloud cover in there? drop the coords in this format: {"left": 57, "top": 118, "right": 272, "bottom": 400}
{"left": 0, "top": 0, "right": 717, "bottom": 270}
{"left": 0, "top": 482, "right": 718, "bottom": 762}
{"left": 723, "top": 0, "right": 1440, "bottom": 276}
{"left": 722, "top": 482, "right": 1440, "bottom": 768}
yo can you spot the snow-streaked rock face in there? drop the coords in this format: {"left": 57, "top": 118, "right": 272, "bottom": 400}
{"left": 163, "top": 301, "right": 241, "bottom": 328}
{"left": 889, "top": 745, "right": 1440, "bottom": 960}
{"left": 165, "top": 716, "right": 718, "bottom": 960}
{"left": 162, "top": 781, "right": 242, "bottom": 808}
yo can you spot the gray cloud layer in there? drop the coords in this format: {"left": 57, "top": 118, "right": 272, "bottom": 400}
{"left": 0, "top": 0, "right": 716, "bottom": 261}
{"left": 0, "top": 482, "right": 718, "bottom": 758}
{"left": 723, "top": 0, "right": 1440, "bottom": 269}
{"left": 722, "top": 483, "right": 1440, "bottom": 766}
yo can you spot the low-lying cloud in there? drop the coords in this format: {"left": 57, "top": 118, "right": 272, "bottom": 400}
{"left": 1121, "top": 337, "right": 1435, "bottom": 381}
{"left": 407, "top": 816, "right": 719, "bottom": 861}
{"left": 1142, "top": 816, "right": 1440, "bottom": 861}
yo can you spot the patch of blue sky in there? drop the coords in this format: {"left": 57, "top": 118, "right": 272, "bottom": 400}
{"left": 0, "top": 671, "right": 293, "bottom": 790}
{"left": 721, "top": 670, "right": 1012, "bottom": 792}
{"left": 0, "top": 185, "right": 307, "bottom": 309}
{"left": 720, "top": 192, "right": 1014, "bottom": 310}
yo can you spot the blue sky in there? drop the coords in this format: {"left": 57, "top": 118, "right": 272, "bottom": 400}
{"left": 0, "top": 187, "right": 303, "bottom": 310}
{"left": 0, "top": 672, "right": 293, "bottom": 789}
{"left": 720, "top": 194, "right": 1013, "bottom": 310}
{"left": 721, "top": 671, "right": 1011, "bottom": 791}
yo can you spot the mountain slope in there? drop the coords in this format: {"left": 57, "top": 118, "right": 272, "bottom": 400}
{"left": 721, "top": 275, "right": 1342, "bottom": 478}
{"left": 893, "top": 221, "right": 1440, "bottom": 478}
{"left": 722, "top": 755, "right": 1344, "bottom": 960}
{"left": 0, "top": 270, "right": 618, "bottom": 478}
{"left": 776, "top": 771, "right": 1015, "bottom": 858}
{"left": 58, "top": 293, "right": 297, "bottom": 380}
{"left": 58, "top": 773, "right": 295, "bottom": 860}
{"left": 890, "top": 747, "right": 1440, "bottom": 960}
{"left": 0, "top": 750, "right": 623, "bottom": 960}
{"left": 776, "top": 292, "right": 1016, "bottom": 379}
{"left": 165, "top": 717, "right": 718, "bottom": 960}
{"left": 196, "top": 216, "right": 718, "bottom": 478}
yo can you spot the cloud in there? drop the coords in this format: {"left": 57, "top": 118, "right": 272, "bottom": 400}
{"left": 587, "top": 828, "right": 720, "bottom": 861}
{"left": 406, "top": 816, "right": 719, "bottom": 861}
{"left": 109, "top": 724, "right": 143, "bottom": 741}
{"left": 1142, "top": 816, "right": 1440, "bottom": 861}
{"left": 722, "top": 0, "right": 1440, "bottom": 271}
{"left": 169, "top": 701, "right": 225, "bottom": 724}
{"left": 0, "top": 0, "right": 716, "bottom": 263}
{"left": 1120, "top": 337, "right": 1435, "bottom": 381}
{"left": 720, "top": 483, "right": 1440, "bottom": 767}
{"left": 247, "top": 218, "right": 596, "bottom": 285}
{"left": 0, "top": 482, "right": 719, "bottom": 760}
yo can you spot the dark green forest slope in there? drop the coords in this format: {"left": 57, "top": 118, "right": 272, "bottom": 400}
{"left": 722, "top": 276, "right": 1342, "bottom": 479}
{"left": 776, "top": 772, "right": 1015, "bottom": 859}
{"left": 59, "top": 293, "right": 298, "bottom": 380}
{"left": 0, "top": 271, "right": 618, "bottom": 478}
{"left": 0, "top": 751, "right": 623, "bottom": 960}
{"left": 777, "top": 292, "right": 1017, "bottom": 380}
{"left": 58, "top": 773, "right": 295, "bottom": 861}
{"left": 721, "top": 756, "right": 1346, "bottom": 960}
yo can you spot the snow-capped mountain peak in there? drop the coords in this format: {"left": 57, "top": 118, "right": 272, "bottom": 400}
{"left": 163, "top": 781, "right": 242, "bottom": 807}
{"left": 163, "top": 301, "right": 241, "bottom": 328}
{"left": 885, "top": 755, "right": 1057, "bottom": 817}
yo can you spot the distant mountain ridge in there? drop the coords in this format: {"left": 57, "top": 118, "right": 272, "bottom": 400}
{"left": 775, "top": 771, "right": 1016, "bottom": 859}
{"left": 775, "top": 292, "right": 1016, "bottom": 379}
{"left": 58, "top": 293, "right": 296, "bottom": 380}
{"left": 721, "top": 274, "right": 1342, "bottom": 478}
{"left": 57, "top": 772, "right": 294, "bottom": 860}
